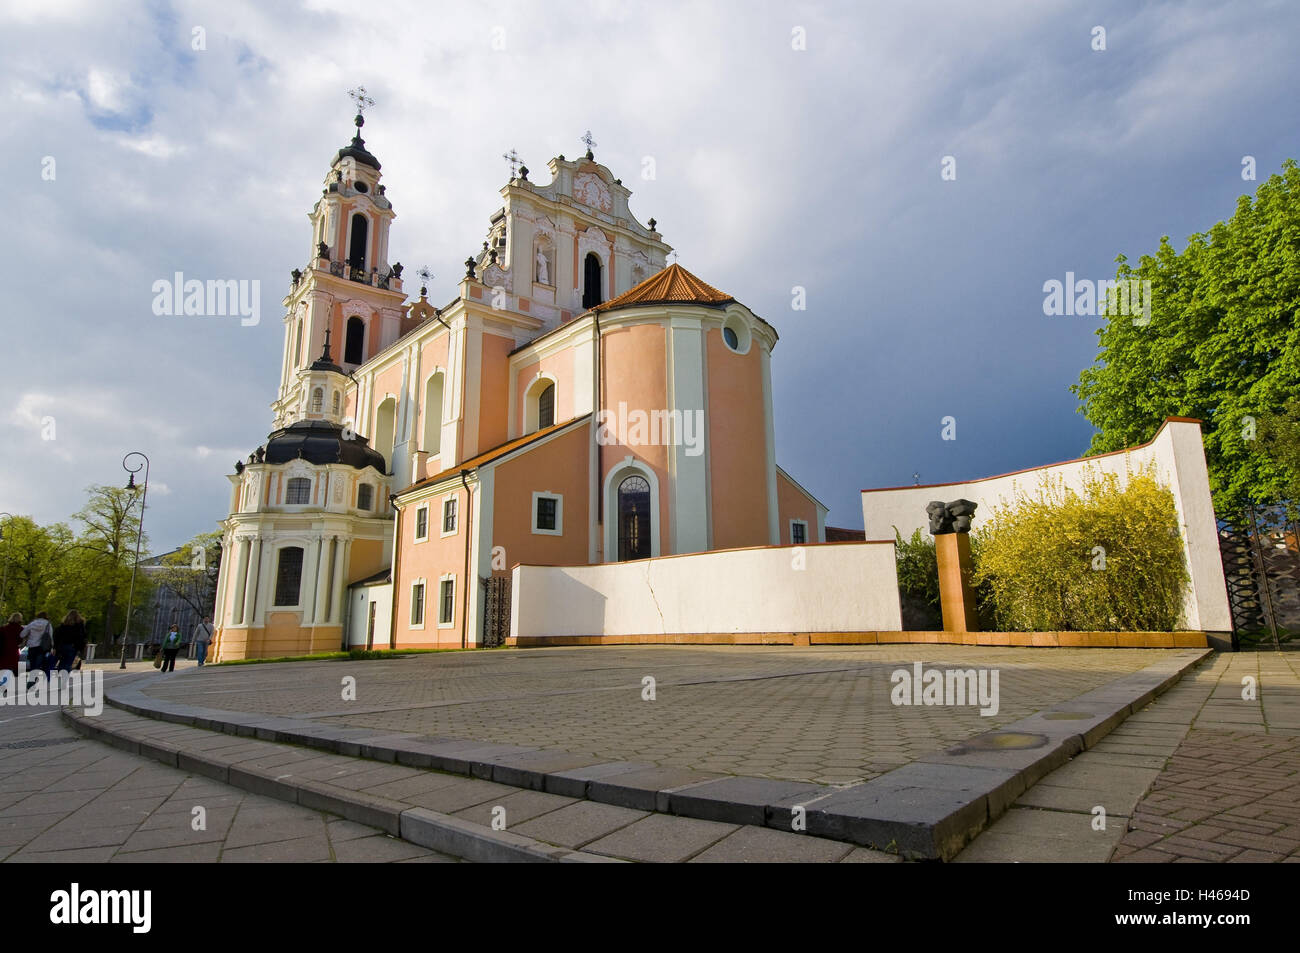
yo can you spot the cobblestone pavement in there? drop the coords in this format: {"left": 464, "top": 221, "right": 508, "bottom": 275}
{"left": 955, "top": 650, "right": 1300, "bottom": 863}
{"left": 1112, "top": 650, "right": 1300, "bottom": 863}
{"left": 0, "top": 677, "right": 456, "bottom": 863}
{"left": 137, "top": 645, "right": 1175, "bottom": 785}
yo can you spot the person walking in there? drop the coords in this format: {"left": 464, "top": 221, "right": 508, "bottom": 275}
{"left": 160, "top": 623, "right": 181, "bottom": 673}
{"left": 191, "top": 616, "right": 214, "bottom": 667}
{"left": 19, "top": 612, "right": 54, "bottom": 686}
{"left": 0, "top": 612, "right": 22, "bottom": 686}
{"left": 53, "top": 611, "right": 87, "bottom": 673}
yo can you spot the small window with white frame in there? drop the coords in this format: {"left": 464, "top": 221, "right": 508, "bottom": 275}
{"left": 414, "top": 504, "right": 429, "bottom": 541}
{"left": 438, "top": 576, "right": 455, "bottom": 627}
{"left": 286, "top": 477, "right": 312, "bottom": 505}
{"left": 410, "top": 581, "right": 425, "bottom": 628}
{"left": 790, "top": 519, "right": 808, "bottom": 545}
{"left": 441, "top": 496, "right": 458, "bottom": 536}
{"left": 357, "top": 484, "right": 373, "bottom": 511}
{"left": 532, "top": 492, "right": 563, "bottom": 536}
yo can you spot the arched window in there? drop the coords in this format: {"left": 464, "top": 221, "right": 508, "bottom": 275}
{"left": 273, "top": 547, "right": 304, "bottom": 606}
{"left": 357, "top": 484, "right": 373, "bottom": 511}
{"left": 311, "top": 388, "right": 323, "bottom": 413}
{"left": 617, "top": 475, "right": 652, "bottom": 561}
{"left": 293, "top": 320, "right": 303, "bottom": 367}
{"left": 537, "top": 382, "right": 555, "bottom": 429}
{"left": 374, "top": 397, "right": 397, "bottom": 474}
{"left": 345, "top": 317, "right": 365, "bottom": 364}
{"left": 348, "top": 213, "right": 369, "bottom": 271}
{"left": 423, "top": 373, "right": 444, "bottom": 454}
{"left": 582, "top": 253, "right": 603, "bottom": 309}
{"left": 286, "top": 477, "right": 311, "bottom": 504}
{"left": 331, "top": 391, "right": 340, "bottom": 416}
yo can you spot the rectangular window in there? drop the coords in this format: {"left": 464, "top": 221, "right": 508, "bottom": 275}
{"left": 410, "top": 582, "right": 425, "bottom": 626}
{"left": 357, "top": 484, "right": 373, "bottom": 511}
{"left": 532, "top": 492, "right": 563, "bottom": 535}
{"left": 791, "top": 521, "right": 808, "bottom": 545}
{"left": 274, "top": 547, "right": 304, "bottom": 606}
{"left": 536, "top": 497, "right": 556, "bottom": 530}
{"left": 415, "top": 505, "right": 429, "bottom": 541}
{"left": 442, "top": 497, "right": 458, "bottom": 534}
{"left": 439, "top": 579, "right": 455, "bottom": 625}
{"left": 286, "top": 477, "right": 311, "bottom": 504}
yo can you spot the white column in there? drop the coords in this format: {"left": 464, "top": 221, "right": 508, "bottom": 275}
{"left": 302, "top": 536, "right": 323, "bottom": 624}
{"left": 239, "top": 538, "right": 259, "bottom": 626}
{"left": 314, "top": 537, "right": 335, "bottom": 624}
{"left": 329, "top": 539, "right": 351, "bottom": 625}
{"left": 252, "top": 540, "right": 274, "bottom": 625}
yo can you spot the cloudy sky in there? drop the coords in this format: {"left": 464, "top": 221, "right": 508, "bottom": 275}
{"left": 2, "top": 0, "right": 1296, "bottom": 551}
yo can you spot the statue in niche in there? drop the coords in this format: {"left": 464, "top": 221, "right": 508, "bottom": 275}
{"left": 535, "top": 246, "right": 550, "bottom": 284}
{"left": 927, "top": 499, "right": 978, "bottom": 535}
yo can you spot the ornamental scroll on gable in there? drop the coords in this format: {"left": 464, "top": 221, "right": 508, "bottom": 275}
{"left": 573, "top": 171, "right": 612, "bottom": 213}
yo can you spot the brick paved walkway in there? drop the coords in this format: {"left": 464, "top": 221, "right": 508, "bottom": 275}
{"left": 136, "top": 645, "right": 1174, "bottom": 785}
{"left": 1112, "top": 650, "right": 1300, "bottom": 863}
{"left": 0, "top": 677, "right": 455, "bottom": 863}
{"left": 956, "top": 649, "right": 1300, "bottom": 863}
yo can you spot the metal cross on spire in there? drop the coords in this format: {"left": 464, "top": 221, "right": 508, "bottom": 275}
{"left": 502, "top": 148, "right": 521, "bottom": 178}
{"left": 348, "top": 86, "right": 375, "bottom": 115}
{"left": 580, "top": 130, "right": 597, "bottom": 157}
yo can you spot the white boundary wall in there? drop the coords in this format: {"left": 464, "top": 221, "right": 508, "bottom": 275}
{"left": 861, "top": 419, "right": 1231, "bottom": 634}
{"left": 510, "top": 542, "right": 903, "bottom": 637}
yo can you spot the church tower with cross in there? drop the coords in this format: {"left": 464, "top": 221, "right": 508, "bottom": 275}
{"left": 210, "top": 105, "right": 831, "bottom": 661}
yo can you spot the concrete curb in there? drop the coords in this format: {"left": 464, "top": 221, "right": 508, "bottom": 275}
{"left": 60, "top": 705, "right": 620, "bottom": 864}
{"left": 88, "top": 649, "right": 1211, "bottom": 860}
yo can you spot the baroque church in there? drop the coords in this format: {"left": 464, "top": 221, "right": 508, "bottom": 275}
{"left": 210, "top": 112, "right": 835, "bottom": 660}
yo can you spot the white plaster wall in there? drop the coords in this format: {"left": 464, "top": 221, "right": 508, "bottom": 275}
{"left": 860, "top": 419, "right": 1231, "bottom": 633}
{"left": 510, "top": 542, "right": 902, "bottom": 637}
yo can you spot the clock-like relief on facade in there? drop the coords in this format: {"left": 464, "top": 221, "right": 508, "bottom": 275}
{"left": 573, "top": 172, "right": 612, "bottom": 213}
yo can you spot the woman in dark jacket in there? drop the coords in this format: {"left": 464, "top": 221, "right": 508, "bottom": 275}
{"left": 53, "top": 611, "right": 87, "bottom": 673}
{"left": 0, "top": 612, "right": 22, "bottom": 678}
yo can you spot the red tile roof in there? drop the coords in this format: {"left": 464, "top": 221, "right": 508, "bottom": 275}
{"left": 593, "top": 263, "right": 734, "bottom": 313}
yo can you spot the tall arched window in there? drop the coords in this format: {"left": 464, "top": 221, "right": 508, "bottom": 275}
{"left": 617, "top": 475, "right": 651, "bottom": 561}
{"left": 582, "top": 253, "right": 603, "bottom": 309}
{"left": 375, "top": 397, "right": 397, "bottom": 474}
{"left": 348, "top": 213, "right": 369, "bottom": 271}
{"left": 536, "top": 382, "right": 555, "bottom": 429}
{"left": 311, "top": 388, "right": 323, "bottom": 413}
{"left": 345, "top": 317, "right": 365, "bottom": 364}
{"left": 286, "top": 477, "right": 311, "bottom": 504}
{"left": 423, "top": 373, "right": 444, "bottom": 454}
{"left": 274, "top": 547, "right": 304, "bottom": 606}
{"left": 293, "top": 320, "right": 303, "bottom": 367}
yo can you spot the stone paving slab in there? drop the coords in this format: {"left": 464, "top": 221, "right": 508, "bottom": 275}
{"left": 957, "top": 649, "right": 1300, "bottom": 863}
{"left": 62, "top": 699, "right": 891, "bottom": 862}
{"left": 88, "top": 647, "right": 1209, "bottom": 860}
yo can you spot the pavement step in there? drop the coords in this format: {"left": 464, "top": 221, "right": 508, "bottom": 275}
{"left": 60, "top": 704, "right": 891, "bottom": 863}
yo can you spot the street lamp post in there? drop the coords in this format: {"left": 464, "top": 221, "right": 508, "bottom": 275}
{"left": 119, "top": 452, "right": 150, "bottom": 670}
{"left": 0, "top": 512, "right": 13, "bottom": 613}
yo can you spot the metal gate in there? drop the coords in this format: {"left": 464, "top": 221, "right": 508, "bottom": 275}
{"left": 1218, "top": 503, "right": 1300, "bottom": 649}
{"left": 481, "top": 575, "right": 510, "bottom": 648}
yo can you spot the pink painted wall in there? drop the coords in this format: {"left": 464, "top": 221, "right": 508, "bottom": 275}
{"left": 706, "top": 328, "right": 769, "bottom": 549}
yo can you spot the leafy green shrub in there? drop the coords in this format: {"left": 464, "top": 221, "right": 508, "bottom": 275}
{"left": 894, "top": 528, "right": 942, "bottom": 630}
{"left": 972, "top": 467, "right": 1189, "bottom": 631}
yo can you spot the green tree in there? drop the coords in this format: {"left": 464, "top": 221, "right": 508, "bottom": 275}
{"left": 151, "top": 531, "right": 222, "bottom": 623}
{"left": 72, "top": 484, "right": 151, "bottom": 645}
{"left": 1072, "top": 159, "right": 1300, "bottom": 515}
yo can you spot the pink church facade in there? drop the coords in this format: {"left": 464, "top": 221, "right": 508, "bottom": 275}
{"left": 211, "top": 119, "right": 829, "bottom": 660}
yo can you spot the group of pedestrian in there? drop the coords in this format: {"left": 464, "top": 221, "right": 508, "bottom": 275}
{"left": 0, "top": 610, "right": 87, "bottom": 687}
{"left": 153, "top": 617, "right": 215, "bottom": 672}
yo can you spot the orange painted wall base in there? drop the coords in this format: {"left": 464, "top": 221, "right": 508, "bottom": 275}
{"left": 505, "top": 631, "right": 1210, "bottom": 649}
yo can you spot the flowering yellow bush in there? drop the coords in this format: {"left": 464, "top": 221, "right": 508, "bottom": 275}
{"left": 972, "top": 467, "right": 1189, "bottom": 631}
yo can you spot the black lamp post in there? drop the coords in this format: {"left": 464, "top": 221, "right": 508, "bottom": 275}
{"left": 119, "top": 452, "right": 150, "bottom": 670}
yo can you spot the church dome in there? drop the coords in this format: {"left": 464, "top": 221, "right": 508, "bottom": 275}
{"left": 261, "top": 419, "right": 387, "bottom": 472}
